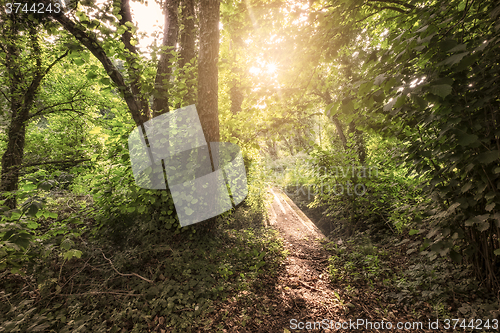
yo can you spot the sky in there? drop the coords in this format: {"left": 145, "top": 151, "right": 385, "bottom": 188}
{"left": 129, "top": 0, "right": 163, "bottom": 48}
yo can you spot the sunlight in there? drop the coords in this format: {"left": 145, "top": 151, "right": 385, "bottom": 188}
{"left": 265, "top": 62, "right": 277, "bottom": 74}
{"left": 129, "top": 1, "right": 163, "bottom": 47}
{"left": 249, "top": 66, "right": 261, "bottom": 75}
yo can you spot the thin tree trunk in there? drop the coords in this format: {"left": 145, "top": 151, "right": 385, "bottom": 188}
{"left": 178, "top": 0, "right": 197, "bottom": 107}
{"left": 153, "top": 0, "right": 180, "bottom": 116}
{"left": 119, "top": 0, "right": 151, "bottom": 119}
{"left": 179, "top": 0, "right": 196, "bottom": 69}
{"left": 0, "top": 21, "right": 62, "bottom": 208}
{"left": 331, "top": 115, "right": 347, "bottom": 149}
{"left": 197, "top": 0, "right": 220, "bottom": 144}
{"left": 0, "top": 107, "right": 27, "bottom": 209}
{"left": 320, "top": 90, "right": 347, "bottom": 149}
{"left": 196, "top": 0, "right": 220, "bottom": 231}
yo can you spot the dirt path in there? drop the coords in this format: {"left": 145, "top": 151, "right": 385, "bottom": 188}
{"left": 258, "top": 188, "right": 349, "bottom": 332}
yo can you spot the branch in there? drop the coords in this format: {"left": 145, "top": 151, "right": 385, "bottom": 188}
{"left": 28, "top": 98, "right": 84, "bottom": 119}
{"left": 46, "top": 8, "right": 147, "bottom": 127}
{"left": 29, "top": 108, "right": 84, "bottom": 119}
{"left": 56, "top": 291, "right": 144, "bottom": 297}
{"left": 0, "top": 89, "right": 11, "bottom": 103}
{"left": 23, "top": 50, "right": 68, "bottom": 115}
{"left": 366, "top": 0, "right": 415, "bottom": 10}
{"left": 366, "top": 5, "right": 408, "bottom": 14}
{"left": 102, "top": 251, "right": 154, "bottom": 284}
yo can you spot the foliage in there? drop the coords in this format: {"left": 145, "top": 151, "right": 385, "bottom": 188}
{"left": 0, "top": 217, "right": 285, "bottom": 332}
{"left": 343, "top": 0, "right": 500, "bottom": 289}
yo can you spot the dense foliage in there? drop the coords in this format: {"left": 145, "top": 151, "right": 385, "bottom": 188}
{"left": 0, "top": 0, "right": 499, "bottom": 330}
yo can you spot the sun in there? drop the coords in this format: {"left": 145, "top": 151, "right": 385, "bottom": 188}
{"left": 265, "top": 62, "right": 278, "bottom": 74}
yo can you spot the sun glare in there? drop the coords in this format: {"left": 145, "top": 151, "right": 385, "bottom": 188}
{"left": 265, "top": 62, "right": 277, "bottom": 74}
{"left": 129, "top": 1, "right": 163, "bottom": 47}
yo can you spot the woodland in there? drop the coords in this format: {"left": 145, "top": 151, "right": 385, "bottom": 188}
{"left": 0, "top": 0, "right": 499, "bottom": 331}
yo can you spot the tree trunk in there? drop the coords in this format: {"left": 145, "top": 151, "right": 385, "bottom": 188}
{"left": 331, "top": 115, "right": 347, "bottom": 149}
{"left": 229, "top": 37, "right": 244, "bottom": 115}
{"left": 229, "top": 81, "right": 243, "bottom": 115}
{"left": 153, "top": 0, "right": 180, "bottom": 116}
{"left": 0, "top": 18, "right": 45, "bottom": 209}
{"left": 0, "top": 106, "right": 27, "bottom": 209}
{"left": 179, "top": 0, "right": 196, "bottom": 69}
{"left": 119, "top": 0, "right": 151, "bottom": 119}
{"left": 348, "top": 121, "right": 366, "bottom": 164}
{"left": 197, "top": 0, "right": 220, "bottom": 144}
{"left": 196, "top": 0, "right": 220, "bottom": 231}
{"left": 178, "top": 0, "right": 197, "bottom": 107}
{"left": 322, "top": 91, "right": 347, "bottom": 150}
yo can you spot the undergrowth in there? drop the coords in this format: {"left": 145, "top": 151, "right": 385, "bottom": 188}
{"left": 0, "top": 201, "right": 285, "bottom": 332}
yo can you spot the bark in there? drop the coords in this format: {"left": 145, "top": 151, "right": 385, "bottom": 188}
{"left": 179, "top": 0, "right": 196, "bottom": 69}
{"left": 178, "top": 0, "right": 197, "bottom": 107}
{"left": 195, "top": 0, "right": 220, "bottom": 231}
{"left": 153, "top": 0, "right": 180, "bottom": 116}
{"left": 229, "top": 80, "right": 243, "bottom": 115}
{"left": 331, "top": 115, "right": 347, "bottom": 149}
{"left": 197, "top": 0, "right": 220, "bottom": 144}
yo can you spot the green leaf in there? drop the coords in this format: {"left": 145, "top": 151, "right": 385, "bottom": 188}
{"left": 86, "top": 71, "right": 98, "bottom": 80}
{"left": 450, "top": 250, "right": 462, "bottom": 263}
{"left": 485, "top": 203, "right": 496, "bottom": 211}
{"left": 443, "top": 52, "right": 469, "bottom": 66}
{"left": 494, "top": 249, "right": 500, "bottom": 256}
{"left": 341, "top": 99, "right": 354, "bottom": 114}
{"left": 74, "top": 58, "right": 85, "bottom": 66}
{"left": 60, "top": 238, "right": 74, "bottom": 251}
{"left": 100, "top": 77, "right": 111, "bottom": 85}
{"left": 430, "top": 84, "right": 452, "bottom": 98}
{"left": 461, "top": 183, "right": 473, "bottom": 193}
{"left": 457, "top": 133, "right": 478, "bottom": 146}
{"left": 26, "top": 202, "right": 41, "bottom": 217}
{"left": 23, "top": 183, "right": 37, "bottom": 191}
{"left": 409, "top": 229, "right": 419, "bottom": 236}
{"left": 63, "top": 249, "right": 82, "bottom": 260}
{"left": 38, "top": 181, "right": 54, "bottom": 191}
{"left": 477, "top": 150, "right": 499, "bottom": 164}
{"left": 477, "top": 221, "right": 490, "bottom": 232}
{"left": 27, "top": 221, "right": 39, "bottom": 229}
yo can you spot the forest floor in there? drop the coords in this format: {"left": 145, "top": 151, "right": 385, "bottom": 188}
{"left": 212, "top": 188, "right": 499, "bottom": 333}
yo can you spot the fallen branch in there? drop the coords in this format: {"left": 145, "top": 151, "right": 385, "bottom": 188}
{"left": 57, "top": 291, "right": 144, "bottom": 297}
{"left": 299, "top": 280, "right": 322, "bottom": 292}
{"left": 101, "top": 251, "right": 154, "bottom": 284}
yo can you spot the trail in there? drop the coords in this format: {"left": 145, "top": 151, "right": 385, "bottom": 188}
{"left": 213, "top": 187, "right": 425, "bottom": 332}
{"left": 259, "top": 188, "right": 348, "bottom": 332}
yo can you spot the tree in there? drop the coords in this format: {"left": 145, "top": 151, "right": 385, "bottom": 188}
{"left": 197, "top": 0, "right": 221, "bottom": 144}
{"left": 153, "top": 0, "right": 180, "bottom": 116}
{"left": 0, "top": 9, "right": 68, "bottom": 208}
